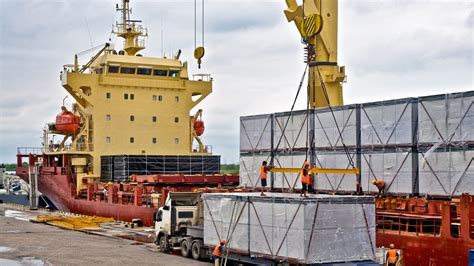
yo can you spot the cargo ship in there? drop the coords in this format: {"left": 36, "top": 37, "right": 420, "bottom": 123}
{"left": 15, "top": 0, "right": 238, "bottom": 227}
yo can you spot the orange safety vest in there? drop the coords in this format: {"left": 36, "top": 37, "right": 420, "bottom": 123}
{"left": 387, "top": 249, "right": 398, "bottom": 263}
{"left": 301, "top": 169, "right": 310, "bottom": 184}
{"left": 375, "top": 180, "right": 385, "bottom": 189}
{"left": 213, "top": 244, "right": 222, "bottom": 257}
{"left": 260, "top": 166, "right": 268, "bottom": 180}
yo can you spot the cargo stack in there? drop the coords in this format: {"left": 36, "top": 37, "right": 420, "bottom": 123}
{"left": 239, "top": 91, "right": 474, "bottom": 196}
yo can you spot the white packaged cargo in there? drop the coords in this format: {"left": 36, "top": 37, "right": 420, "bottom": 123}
{"left": 419, "top": 149, "right": 474, "bottom": 196}
{"left": 314, "top": 151, "right": 358, "bottom": 192}
{"left": 272, "top": 152, "right": 306, "bottom": 190}
{"left": 314, "top": 105, "right": 357, "bottom": 149}
{"left": 239, "top": 153, "right": 269, "bottom": 188}
{"left": 203, "top": 193, "right": 376, "bottom": 264}
{"left": 240, "top": 114, "right": 272, "bottom": 152}
{"left": 360, "top": 150, "right": 413, "bottom": 194}
{"left": 361, "top": 99, "right": 413, "bottom": 147}
{"left": 418, "top": 92, "right": 474, "bottom": 145}
{"left": 274, "top": 110, "right": 309, "bottom": 150}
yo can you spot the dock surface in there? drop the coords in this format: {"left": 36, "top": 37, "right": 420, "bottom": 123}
{"left": 0, "top": 205, "right": 210, "bottom": 265}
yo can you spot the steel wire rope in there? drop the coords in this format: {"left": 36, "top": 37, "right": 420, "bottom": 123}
{"left": 315, "top": 66, "right": 355, "bottom": 168}
{"left": 268, "top": 64, "right": 309, "bottom": 164}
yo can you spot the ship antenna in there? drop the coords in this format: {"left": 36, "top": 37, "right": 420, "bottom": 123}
{"left": 112, "top": 0, "right": 147, "bottom": 56}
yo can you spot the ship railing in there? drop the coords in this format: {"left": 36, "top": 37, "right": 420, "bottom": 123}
{"left": 193, "top": 145, "right": 212, "bottom": 154}
{"left": 17, "top": 147, "right": 44, "bottom": 155}
{"left": 192, "top": 74, "right": 212, "bottom": 82}
{"left": 45, "top": 142, "right": 93, "bottom": 153}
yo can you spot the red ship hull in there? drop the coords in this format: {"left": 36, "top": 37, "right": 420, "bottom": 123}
{"left": 16, "top": 165, "right": 239, "bottom": 227}
{"left": 375, "top": 195, "right": 474, "bottom": 266}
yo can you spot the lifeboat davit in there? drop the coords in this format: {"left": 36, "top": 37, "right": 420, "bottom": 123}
{"left": 55, "top": 111, "right": 80, "bottom": 134}
{"left": 194, "top": 120, "right": 205, "bottom": 136}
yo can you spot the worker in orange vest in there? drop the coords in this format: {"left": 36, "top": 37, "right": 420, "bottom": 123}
{"left": 386, "top": 243, "right": 399, "bottom": 266}
{"left": 371, "top": 179, "right": 385, "bottom": 197}
{"left": 300, "top": 161, "right": 311, "bottom": 197}
{"left": 259, "top": 161, "right": 271, "bottom": 196}
{"left": 212, "top": 239, "right": 226, "bottom": 266}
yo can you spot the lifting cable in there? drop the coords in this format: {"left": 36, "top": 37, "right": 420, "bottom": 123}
{"left": 268, "top": 64, "right": 309, "bottom": 164}
{"left": 315, "top": 65, "right": 355, "bottom": 168}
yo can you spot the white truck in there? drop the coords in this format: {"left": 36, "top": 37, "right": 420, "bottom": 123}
{"left": 154, "top": 192, "right": 209, "bottom": 261}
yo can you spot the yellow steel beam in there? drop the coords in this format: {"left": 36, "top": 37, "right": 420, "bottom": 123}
{"left": 270, "top": 167, "right": 359, "bottom": 175}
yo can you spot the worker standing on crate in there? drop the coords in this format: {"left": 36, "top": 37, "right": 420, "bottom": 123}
{"left": 212, "top": 239, "right": 226, "bottom": 266}
{"left": 371, "top": 179, "right": 385, "bottom": 197}
{"left": 300, "top": 162, "right": 310, "bottom": 197}
{"left": 260, "top": 161, "right": 271, "bottom": 196}
{"left": 386, "top": 243, "right": 399, "bottom": 266}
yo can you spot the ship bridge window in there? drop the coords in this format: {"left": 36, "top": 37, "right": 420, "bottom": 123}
{"left": 152, "top": 116, "right": 157, "bottom": 122}
{"left": 152, "top": 138, "right": 157, "bottom": 144}
{"left": 153, "top": 69, "right": 168, "bottom": 76}
{"left": 158, "top": 95, "right": 163, "bottom": 101}
{"left": 130, "top": 137, "right": 135, "bottom": 143}
{"left": 175, "top": 96, "right": 179, "bottom": 102}
{"left": 108, "top": 65, "right": 119, "bottom": 73}
{"left": 137, "top": 68, "right": 152, "bottom": 75}
{"left": 130, "top": 94, "right": 135, "bottom": 100}
{"left": 106, "top": 137, "right": 111, "bottom": 143}
{"left": 168, "top": 70, "right": 179, "bottom": 77}
{"left": 152, "top": 95, "right": 157, "bottom": 101}
{"left": 130, "top": 115, "right": 135, "bottom": 122}
{"left": 106, "top": 92, "right": 111, "bottom": 99}
{"left": 175, "top": 117, "right": 179, "bottom": 123}
{"left": 120, "top": 67, "right": 136, "bottom": 74}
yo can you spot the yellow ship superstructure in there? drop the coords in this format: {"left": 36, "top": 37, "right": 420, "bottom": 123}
{"left": 44, "top": 0, "right": 213, "bottom": 191}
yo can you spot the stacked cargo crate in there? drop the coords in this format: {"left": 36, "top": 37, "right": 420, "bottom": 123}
{"left": 239, "top": 91, "right": 473, "bottom": 196}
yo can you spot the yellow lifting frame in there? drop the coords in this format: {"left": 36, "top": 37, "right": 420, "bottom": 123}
{"left": 270, "top": 167, "right": 360, "bottom": 175}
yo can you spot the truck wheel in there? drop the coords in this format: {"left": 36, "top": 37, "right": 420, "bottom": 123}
{"left": 158, "top": 235, "right": 169, "bottom": 252}
{"left": 191, "top": 240, "right": 202, "bottom": 260}
{"left": 180, "top": 239, "right": 191, "bottom": 257}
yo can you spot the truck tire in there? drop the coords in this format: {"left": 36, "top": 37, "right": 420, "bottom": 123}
{"left": 191, "top": 240, "right": 202, "bottom": 260}
{"left": 180, "top": 239, "right": 191, "bottom": 258}
{"left": 158, "top": 234, "right": 169, "bottom": 252}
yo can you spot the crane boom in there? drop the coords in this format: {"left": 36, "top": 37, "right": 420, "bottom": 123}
{"left": 284, "top": 0, "right": 346, "bottom": 108}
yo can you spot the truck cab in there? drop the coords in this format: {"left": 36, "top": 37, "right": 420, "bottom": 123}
{"left": 154, "top": 192, "right": 207, "bottom": 260}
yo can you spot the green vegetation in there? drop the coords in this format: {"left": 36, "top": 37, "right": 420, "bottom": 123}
{"left": 220, "top": 164, "right": 239, "bottom": 174}
{"left": 2, "top": 163, "right": 18, "bottom": 171}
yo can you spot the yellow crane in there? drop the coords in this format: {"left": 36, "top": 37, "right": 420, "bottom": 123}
{"left": 270, "top": 0, "right": 359, "bottom": 180}
{"left": 285, "top": 0, "right": 346, "bottom": 108}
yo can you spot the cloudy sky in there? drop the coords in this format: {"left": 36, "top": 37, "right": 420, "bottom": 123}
{"left": 0, "top": 0, "right": 472, "bottom": 164}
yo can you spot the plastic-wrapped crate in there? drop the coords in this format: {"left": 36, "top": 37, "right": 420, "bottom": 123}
{"left": 419, "top": 148, "right": 474, "bottom": 196}
{"left": 418, "top": 91, "right": 474, "bottom": 146}
{"left": 203, "top": 193, "right": 376, "bottom": 264}
{"left": 274, "top": 110, "right": 309, "bottom": 151}
{"left": 240, "top": 114, "right": 272, "bottom": 152}
{"left": 239, "top": 153, "right": 269, "bottom": 188}
{"left": 361, "top": 149, "right": 413, "bottom": 195}
{"left": 360, "top": 98, "right": 414, "bottom": 148}
{"left": 315, "top": 105, "right": 358, "bottom": 149}
{"left": 314, "top": 151, "right": 358, "bottom": 193}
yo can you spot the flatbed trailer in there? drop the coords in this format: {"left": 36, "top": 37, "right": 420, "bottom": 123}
{"left": 153, "top": 192, "right": 381, "bottom": 265}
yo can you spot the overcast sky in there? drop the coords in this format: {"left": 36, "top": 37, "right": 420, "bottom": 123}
{"left": 0, "top": 0, "right": 472, "bottom": 164}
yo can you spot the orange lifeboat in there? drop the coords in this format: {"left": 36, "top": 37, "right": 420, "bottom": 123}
{"left": 193, "top": 120, "right": 205, "bottom": 136}
{"left": 55, "top": 111, "right": 80, "bottom": 134}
